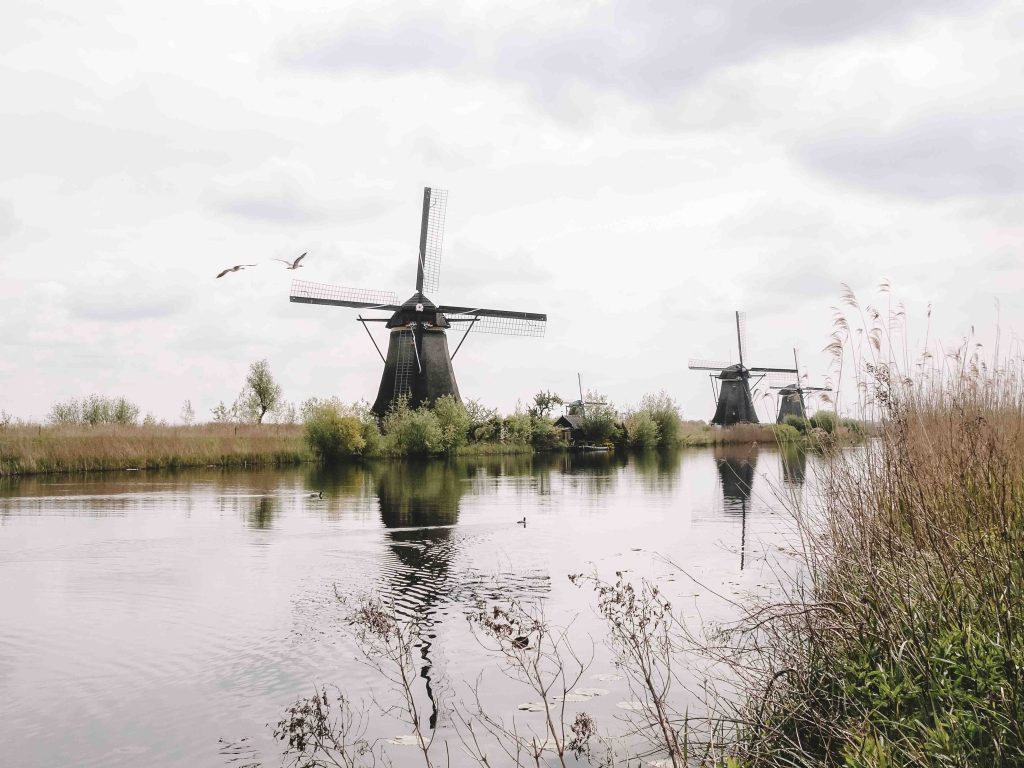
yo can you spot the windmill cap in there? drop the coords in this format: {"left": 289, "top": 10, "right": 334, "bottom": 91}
{"left": 718, "top": 363, "right": 747, "bottom": 379}
{"left": 386, "top": 292, "right": 449, "bottom": 328}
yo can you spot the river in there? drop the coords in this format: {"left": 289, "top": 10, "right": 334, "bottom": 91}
{"left": 0, "top": 446, "right": 813, "bottom": 767}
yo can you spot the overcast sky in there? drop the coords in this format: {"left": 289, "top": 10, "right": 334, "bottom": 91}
{"left": 2, "top": 0, "right": 1022, "bottom": 422}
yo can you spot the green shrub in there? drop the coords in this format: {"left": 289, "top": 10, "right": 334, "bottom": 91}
{"left": 638, "top": 391, "right": 682, "bottom": 446}
{"left": 782, "top": 414, "right": 811, "bottom": 433}
{"left": 840, "top": 417, "right": 865, "bottom": 437}
{"left": 503, "top": 413, "right": 533, "bottom": 444}
{"left": 304, "top": 405, "right": 366, "bottom": 460}
{"left": 581, "top": 411, "right": 621, "bottom": 444}
{"left": 530, "top": 417, "right": 562, "bottom": 450}
{"left": 626, "top": 411, "right": 661, "bottom": 448}
{"left": 771, "top": 423, "right": 801, "bottom": 442}
{"left": 384, "top": 405, "right": 442, "bottom": 455}
{"left": 810, "top": 411, "right": 836, "bottom": 434}
{"left": 432, "top": 395, "right": 470, "bottom": 454}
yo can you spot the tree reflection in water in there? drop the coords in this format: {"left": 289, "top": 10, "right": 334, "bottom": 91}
{"left": 248, "top": 496, "right": 277, "bottom": 530}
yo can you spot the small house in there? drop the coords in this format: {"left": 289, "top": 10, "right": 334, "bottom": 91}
{"left": 553, "top": 413, "right": 584, "bottom": 445}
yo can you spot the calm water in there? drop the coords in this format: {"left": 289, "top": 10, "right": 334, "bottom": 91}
{"left": 0, "top": 446, "right": 812, "bottom": 767}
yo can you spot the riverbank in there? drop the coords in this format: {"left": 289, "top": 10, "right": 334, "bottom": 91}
{"left": 711, "top": 366, "right": 1024, "bottom": 764}
{"left": 0, "top": 424, "right": 314, "bottom": 476}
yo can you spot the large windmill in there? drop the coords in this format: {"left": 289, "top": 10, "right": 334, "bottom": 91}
{"left": 772, "top": 348, "right": 831, "bottom": 423}
{"left": 290, "top": 187, "right": 547, "bottom": 417}
{"left": 688, "top": 311, "right": 797, "bottom": 426}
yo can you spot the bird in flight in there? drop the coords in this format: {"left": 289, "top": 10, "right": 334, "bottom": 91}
{"left": 272, "top": 252, "right": 307, "bottom": 270}
{"left": 216, "top": 264, "right": 256, "bottom": 278}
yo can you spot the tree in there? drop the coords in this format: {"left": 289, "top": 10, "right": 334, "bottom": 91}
{"left": 242, "top": 359, "right": 282, "bottom": 425}
{"left": 180, "top": 400, "right": 195, "bottom": 426}
{"left": 528, "top": 390, "right": 563, "bottom": 419}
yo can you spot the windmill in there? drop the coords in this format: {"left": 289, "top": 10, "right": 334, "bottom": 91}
{"left": 290, "top": 187, "right": 547, "bottom": 417}
{"left": 562, "top": 373, "right": 606, "bottom": 417}
{"left": 772, "top": 349, "right": 832, "bottom": 423}
{"left": 688, "top": 311, "right": 797, "bottom": 425}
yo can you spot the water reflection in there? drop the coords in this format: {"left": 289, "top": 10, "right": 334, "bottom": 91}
{"left": 248, "top": 496, "right": 277, "bottom": 530}
{"left": 779, "top": 444, "right": 807, "bottom": 488}
{"left": 715, "top": 446, "right": 758, "bottom": 570}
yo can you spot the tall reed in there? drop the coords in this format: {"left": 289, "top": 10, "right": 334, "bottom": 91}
{"left": 720, "top": 289, "right": 1024, "bottom": 766}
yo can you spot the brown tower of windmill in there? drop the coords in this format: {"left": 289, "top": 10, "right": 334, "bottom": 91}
{"left": 289, "top": 187, "right": 547, "bottom": 416}
{"left": 688, "top": 311, "right": 798, "bottom": 425}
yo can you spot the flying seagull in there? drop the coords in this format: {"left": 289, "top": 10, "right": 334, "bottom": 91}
{"left": 216, "top": 264, "right": 256, "bottom": 278}
{"left": 272, "top": 252, "right": 307, "bottom": 270}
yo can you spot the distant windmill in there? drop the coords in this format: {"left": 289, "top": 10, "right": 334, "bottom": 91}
{"left": 772, "top": 348, "right": 831, "bottom": 423}
{"left": 562, "top": 373, "right": 606, "bottom": 417}
{"left": 688, "top": 311, "right": 797, "bottom": 425}
{"left": 289, "top": 187, "right": 547, "bottom": 417}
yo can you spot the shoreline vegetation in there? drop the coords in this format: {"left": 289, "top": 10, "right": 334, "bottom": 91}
{"left": 0, "top": 387, "right": 860, "bottom": 478}
{"left": 220, "top": 291, "right": 1022, "bottom": 767}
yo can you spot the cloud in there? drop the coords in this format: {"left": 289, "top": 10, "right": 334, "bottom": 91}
{"left": 212, "top": 158, "right": 395, "bottom": 224}
{"left": 282, "top": 0, "right": 996, "bottom": 108}
{"left": 0, "top": 201, "right": 20, "bottom": 239}
{"left": 65, "top": 273, "right": 193, "bottom": 322}
{"left": 797, "top": 109, "right": 1024, "bottom": 199}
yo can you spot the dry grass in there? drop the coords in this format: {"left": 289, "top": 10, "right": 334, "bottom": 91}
{"left": 0, "top": 423, "right": 313, "bottom": 476}
{"left": 714, "top": 290, "right": 1024, "bottom": 767}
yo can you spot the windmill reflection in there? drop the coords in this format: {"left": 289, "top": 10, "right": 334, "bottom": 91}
{"left": 715, "top": 446, "right": 758, "bottom": 570}
{"left": 779, "top": 443, "right": 807, "bottom": 488}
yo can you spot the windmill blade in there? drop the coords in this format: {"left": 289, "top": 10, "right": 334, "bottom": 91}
{"left": 438, "top": 304, "right": 546, "bottom": 337}
{"left": 736, "top": 311, "right": 748, "bottom": 366}
{"left": 416, "top": 187, "right": 447, "bottom": 295}
{"left": 748, "top": 366, "right": 799, "bottom": 374}
{"left": 762, "top": 371, "right": 800, "bottom": 386}
{"left": 688, "top": 358, "right": 732, "bottom": 371}
{"left": 290, "top": 280, "right": 401, "bottom": 310}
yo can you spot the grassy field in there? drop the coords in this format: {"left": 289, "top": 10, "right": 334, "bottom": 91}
{"left": 0, "top": 423, "right": 313, "bottom": 476}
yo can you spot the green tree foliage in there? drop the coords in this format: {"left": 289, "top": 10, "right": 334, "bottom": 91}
{"left": 242, "top": 359, "right": 282, "bottom": 425}
{"left": 382, "top": 400, "right": 442, "bottom": 455}
{"left": 638, "top": 390, "right": 682, "bottom": 446}
{"left": 810, "top": 410, "right": 836, "bottom": 434}
{"left": 625, "top": 410, "right": 660, "bottom": 448}
{"left": 528, "top": 390, "right": 563, "bottom": 419}
{"left": 47, "top": 395, "right": 140, "bottom": 426}
{"left": 783, "top": 414, "right": 811, "bottom": 433}
{"left": 432, "top": 395, "right": 471, "bottom": 454}
{"left": 503, "top": 412, "right": 533, "bottom": 444}
{"left": 304, "top": 403, "right": 366, "bottom": 461}
{"left": 529, "top": 415, "right": 562, "bottom": 450}
{"left": 771, "top": 423, "right": 801, "bottom": 442}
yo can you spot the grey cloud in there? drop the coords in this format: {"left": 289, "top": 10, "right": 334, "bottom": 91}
{"left": 798, "top": 110, "right": 1024, "bottom": 199}
{"left": 282, "top": 0, "right": 995, "bottom": 105}
{"left": 215, "top": 191, "right": 395, "bottom": 224}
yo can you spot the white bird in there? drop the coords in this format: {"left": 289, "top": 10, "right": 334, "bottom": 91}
{"left": 216, "top": 264, "right": 256, "bottom": 278}
{"left": 272, "top": 252, "right": 307, "bottom": 270}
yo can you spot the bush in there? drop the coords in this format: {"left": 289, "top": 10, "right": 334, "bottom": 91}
{"left": 383, "top": 403, "right": 442, "bottom": 456}
{"left": 503, "top": 413, "right": 533, "bottom": 444}
{"left": 840, "top": 417, "right": 865, "bottom": 437}
{"left": 771, "top": 423, "right": 801, "bottom": 442}
{"left": 638, "top": 391, "right": 682, "bottom": 446}
{"left": 304, "top": 404, "right": 366, "bottom": 461}
{"left": 626, "top": 411, "right": 660, "bottom": 448}
{"left": 810, "top": 410, "right": 836, "bottom": 434}
{"left": 580, "top": 411, "right": 621, "bottom": 444}
{"left": 782, "top": 414, "right": 811, "bottom": 433}
{"left": 432, "top": 395, "right": 470, "bottom": 454}
{"left": 529, "top": 416, "right": 562, "bottom": 450}
{"left": 47, "top": 395, "right": 140, "bottom": 426}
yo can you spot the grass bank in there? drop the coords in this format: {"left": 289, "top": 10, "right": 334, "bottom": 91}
{"left": 713, "top": 359, "right": 1024, "bottom": 762}
{"left": 0, "top": 424, "right": 313, "bottom": 476}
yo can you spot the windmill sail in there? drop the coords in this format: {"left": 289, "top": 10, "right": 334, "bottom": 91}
{"left": 438, "top": 305, "right": 547, "bottom": 337}
{"left": 416, "top": 187, "right": 447, "bottom": 294}
{"left": 290, "top": 280, "right": 400, "bottom": 310}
